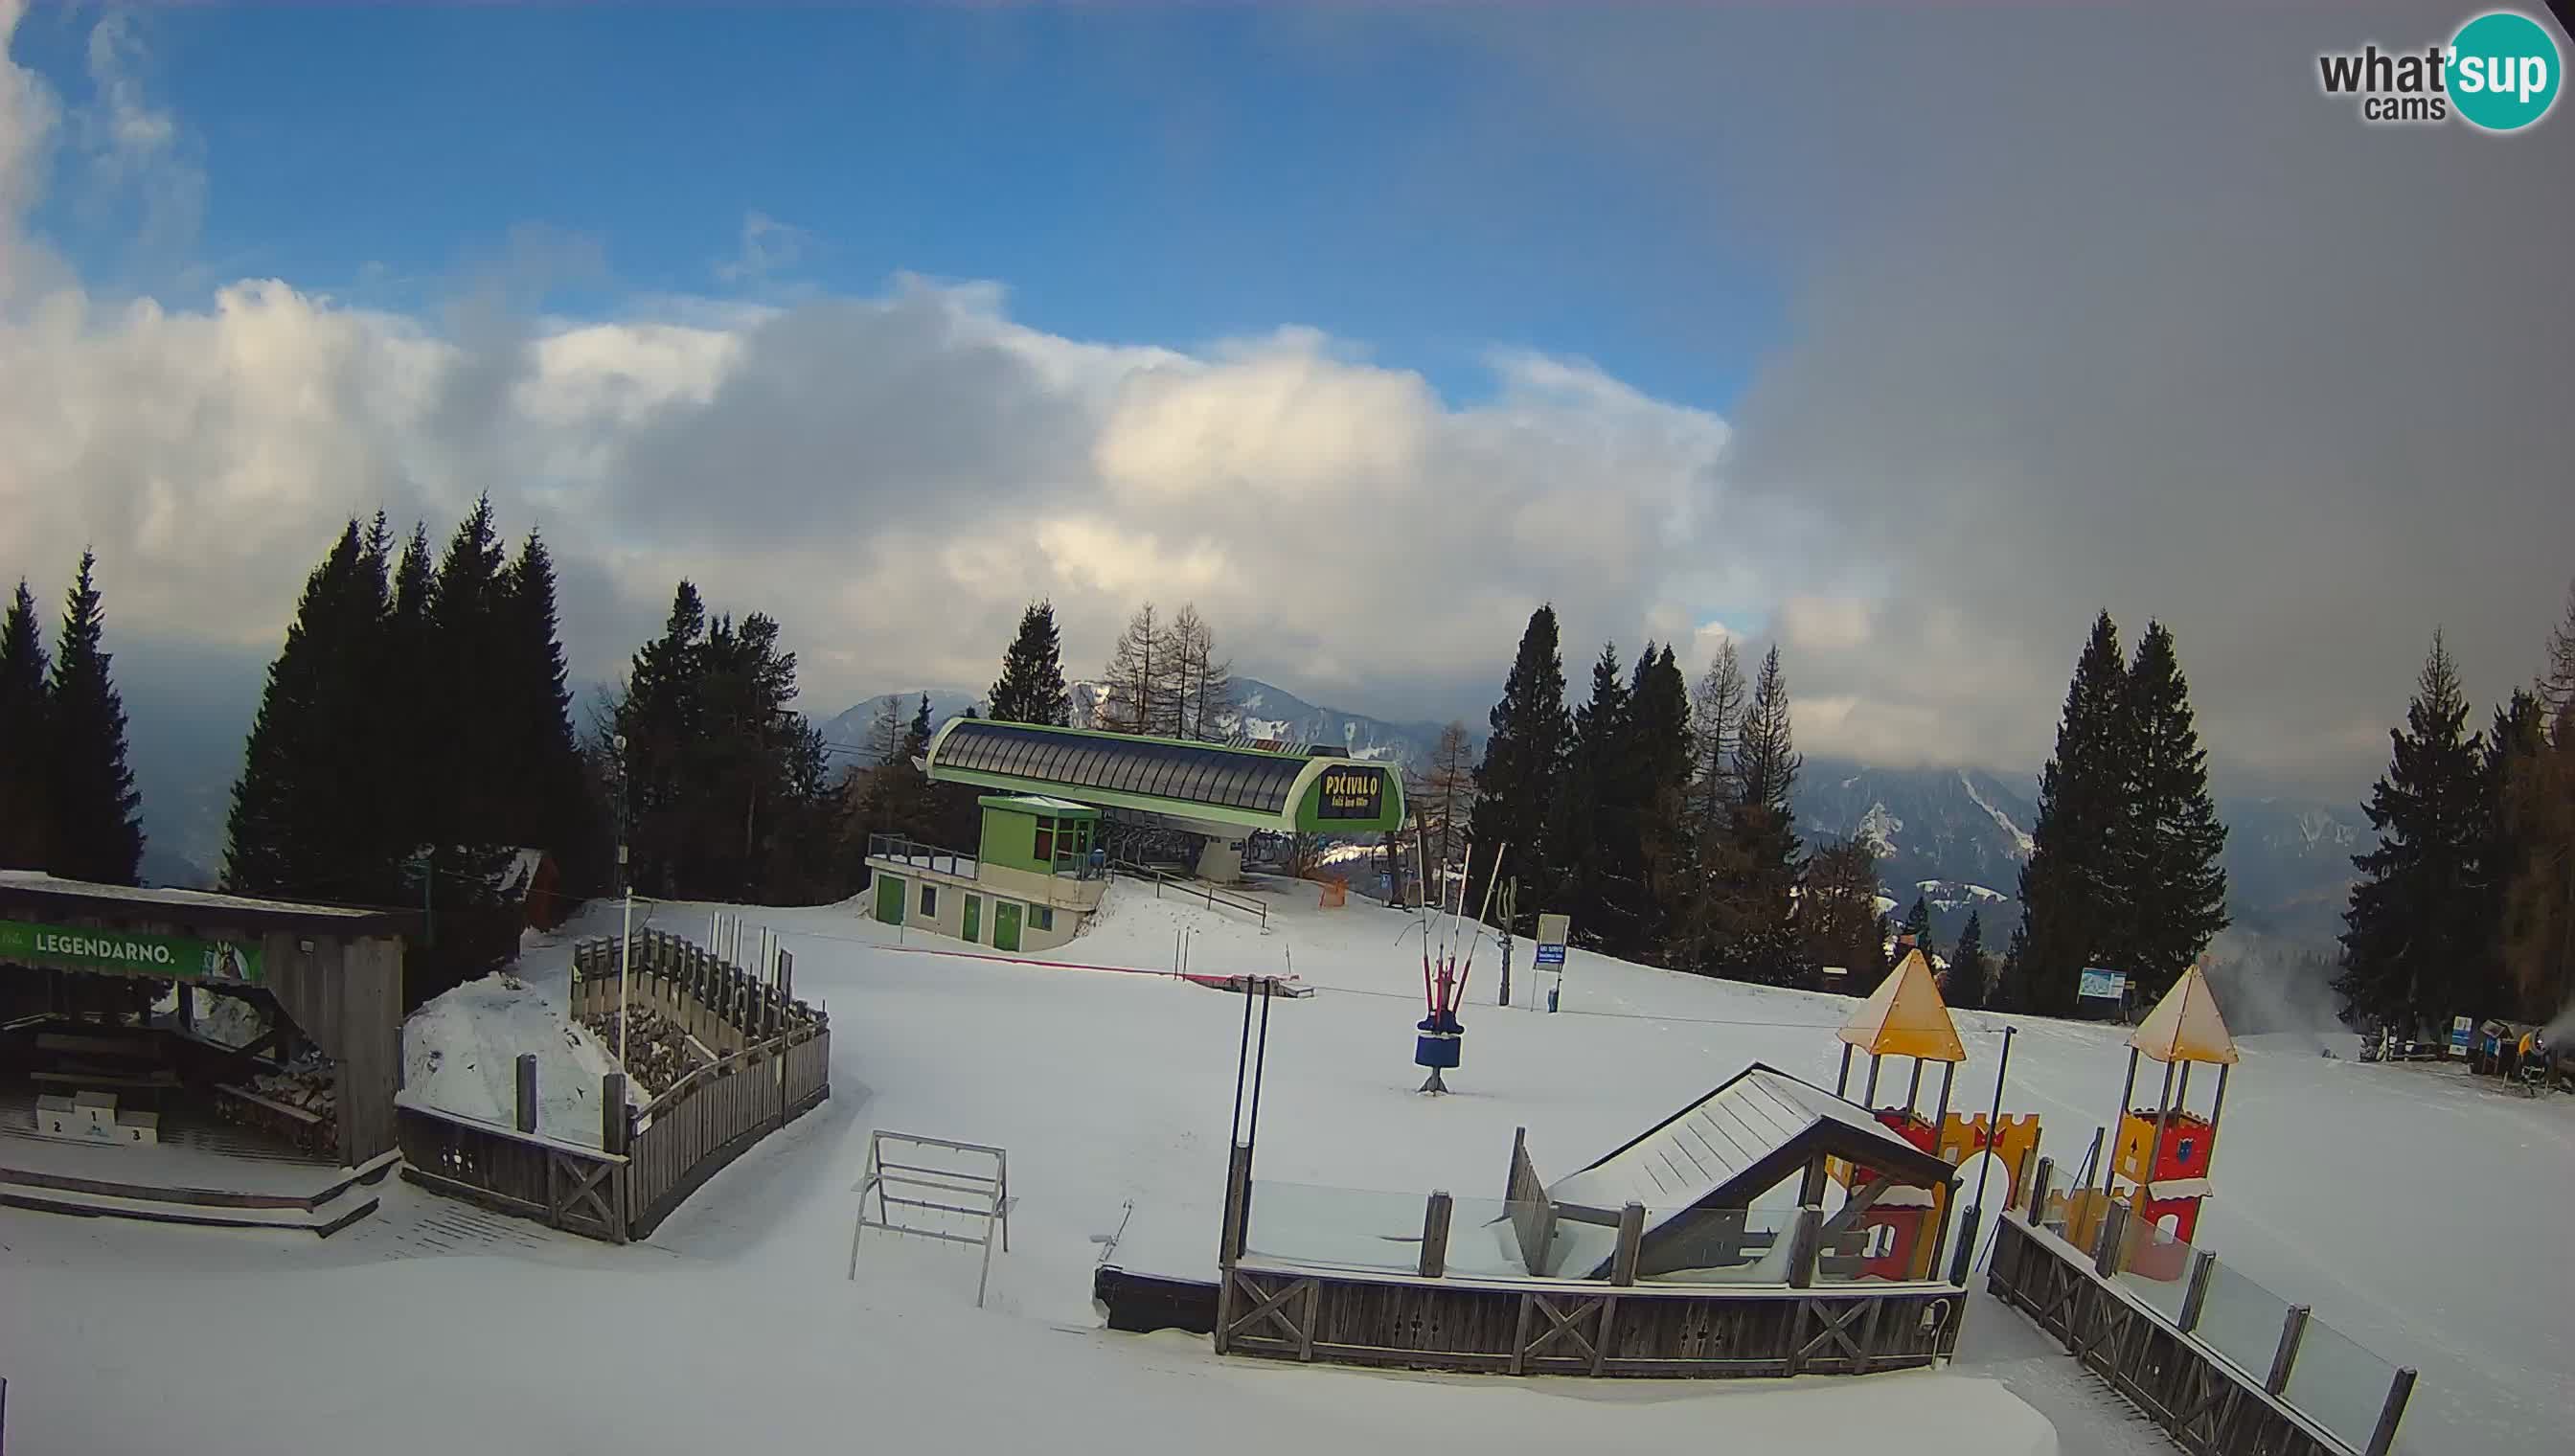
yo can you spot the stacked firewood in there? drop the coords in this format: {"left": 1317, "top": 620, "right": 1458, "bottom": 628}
{"left": 250, "top": 1053, "right": 339, "bottom": 1122}
{"left": 579, "top": 1009, "right": 705, "bottom": 1097}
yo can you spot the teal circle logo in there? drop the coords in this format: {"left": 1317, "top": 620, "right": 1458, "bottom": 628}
{"left": 2447, "top": 11, "right": 2562, "bottom": 131}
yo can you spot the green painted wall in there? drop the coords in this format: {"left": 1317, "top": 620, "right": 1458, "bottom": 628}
{"left": 980, "top": 807, "right": 1042, "bottom": 873}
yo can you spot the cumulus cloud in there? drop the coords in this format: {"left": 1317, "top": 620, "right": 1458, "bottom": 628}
{"left": 1447, "top": 5, "right": 2575, "bottom": 790}
{"left": 7, "top": 1, "right": 2566, "bottom": 838}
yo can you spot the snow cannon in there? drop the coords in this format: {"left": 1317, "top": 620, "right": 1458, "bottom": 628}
{"left": 1409, "top": 839, "right": 1509, "bottom": 1096}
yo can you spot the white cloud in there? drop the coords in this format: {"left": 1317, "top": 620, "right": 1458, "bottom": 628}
{"left": 715, "top": 210, "right": 818, "bottom": 284}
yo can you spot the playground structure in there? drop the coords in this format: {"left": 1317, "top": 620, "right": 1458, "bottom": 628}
{"left": 2060, "top": 963, "right": 2236, "bottom": 1281}
{"left": 1825, "top": 944, "right": 2041, "bottom": 1282}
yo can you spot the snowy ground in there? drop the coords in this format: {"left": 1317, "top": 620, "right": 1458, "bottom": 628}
{"left": 5, "top": 875, "right": 2568, "bottom": 1454}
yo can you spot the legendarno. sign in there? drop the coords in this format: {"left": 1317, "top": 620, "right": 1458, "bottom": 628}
{"left": 0, "top": 920, "right": 263, "bottom": 984}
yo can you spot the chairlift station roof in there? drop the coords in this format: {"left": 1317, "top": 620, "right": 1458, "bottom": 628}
{"left": 923, "top": 719, "right": 1405, "bottom": 835}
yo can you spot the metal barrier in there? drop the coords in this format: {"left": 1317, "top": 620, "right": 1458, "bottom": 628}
{"left": 847, "top": 1130, "right": 1014, "bottom": 1307}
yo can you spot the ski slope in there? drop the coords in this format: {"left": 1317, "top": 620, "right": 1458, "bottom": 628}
{"left": 4, "top": 875, "right": 2566, "bottom": 1455}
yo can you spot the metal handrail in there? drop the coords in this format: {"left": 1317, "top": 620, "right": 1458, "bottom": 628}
{"left": 1110, "top": 856, "right": 1268, "bottom": 930}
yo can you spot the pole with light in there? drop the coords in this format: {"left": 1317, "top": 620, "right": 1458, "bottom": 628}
{"left": 613, "top": 733, "right": 634, "bottom": 1071}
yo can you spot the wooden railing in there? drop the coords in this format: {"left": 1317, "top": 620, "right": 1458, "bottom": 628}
{"left": 399, "top": 929, "right": 832, "bottom": 1242}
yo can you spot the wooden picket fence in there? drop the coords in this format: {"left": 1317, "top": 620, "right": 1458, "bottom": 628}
{"left": 399, "top": 928, "right": 831, "bottom": 1242}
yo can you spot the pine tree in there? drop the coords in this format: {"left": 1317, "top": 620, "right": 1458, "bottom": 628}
{"left": 2336, "top": 634, "right": 2495, "bottom": 1034}
{"left": 2108, "top": 622, "right": 2230, "bottom": 1002}
{"left": 1550, "top": 644, "right": 1635, "bottom": 949}
{"left": 46, "top": 551, "right": 146, "bottom": 885}
{"left": 376, "top": 522, "right": 441, "bottom": 872}
{"left": 0, "top": 580, "right": 53, "bottom": 871}
{"left": 2017, "top": 611, "right": 2130, "bottom": 1017}
{"left": 1949, "top": 910, "right": 1992, "bottom": 1009}
{"left": 1467, "top": 605, "right": 1573, "bottom": 909}
{"left": 497, "top": 530, "right": 590, "bottom": 870}
{"left": 990, "top": 600, "right": 1073, "bottom": 726}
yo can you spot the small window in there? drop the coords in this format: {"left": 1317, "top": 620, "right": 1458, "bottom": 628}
{"left": 1035, "top": 819, "right": 1056, "bottom": 862}
{"left": 920, "top": 884, "right": 938, "bottom": 917}
{"left": 1033, "top": 905, "right": 1054, "bottom": 931}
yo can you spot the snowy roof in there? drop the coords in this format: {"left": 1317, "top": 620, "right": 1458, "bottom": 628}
{"left": 0, "top": 871, "right": 401, "bottom": 932}
{"left": 1546, "top": 1063, "right": 1956, "bottom": 1275}
{"left": 1836, "top": 948, "right": 1966, "bottom": 1062}
{"left": 2130, "top": 966, "right": 2238, "bottom": 1065}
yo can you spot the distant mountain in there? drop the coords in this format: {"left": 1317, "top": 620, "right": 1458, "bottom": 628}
{"left": 1794, "top": 757, "right": 2367, "bottom": 952}
{"left": 818, "top": 677, "right": 1466, "bottom": 767}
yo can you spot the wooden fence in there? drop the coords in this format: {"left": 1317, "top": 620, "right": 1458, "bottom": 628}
{"left": 1988, "top": 1190, "right": 2414, "bottom": 1456}
{"left": 399, "top": 928, "right": 831, "bottom": 1242}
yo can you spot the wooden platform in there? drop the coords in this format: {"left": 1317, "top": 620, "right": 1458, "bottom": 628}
{"left": 0, "top": 1089, "right": 389, "bottom": 1236}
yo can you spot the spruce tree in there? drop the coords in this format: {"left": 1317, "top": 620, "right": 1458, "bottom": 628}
{"left": 1949, "top": 910, "right": 1992, "bottom": 1009}
{"left": 1552, "top": 644, "right": 1634, "bottom": 949}
{"left": 2336, "top": 634, "right": 2494, "bottom": 1033}
{"left": 2485, "top": 690, "right": 2556, "bottom": 1019}
{"left": 497, "top": 530, "right": 589, "bottom": 866}
{"left": 990, "top": 600, "right": 1072, "bottom": 725}
{"left": 1800, "top": 836, "right": 1888, "bottom": 991}
{"left": 2017, "top": 611, "right": 2130, "bottom": 1017}
{"left": 617, "top": 582, "right": 708, "bottom": 896}
{"left": 0, "top": 581, "right": 53, "bottom": 871}
{"left": 1901, "top": 895, "right": 1932, "bottom": 950}
{"left": 433, "top": 495, "right": 512, "bottom": 858}
{"left": 1626, "top": 643, "right": 1695, "bottom": 963}
{"left": 1467, "top": 605, "right": 1573, "bottom": 909}
{"left": 376, "top": 522, "right": 441, "bottom": 873}
{"left": 2108, "top": 622, "right": 2230, "bottom": 1001}
{"left": 46, "top": 551, "right": 146, "bottom": 885}
{"left": 228, "top": 520, "right": 398, "bottom": 900}
{"left": 1991, "top": 924, "right": 2031, "bottom": 1012}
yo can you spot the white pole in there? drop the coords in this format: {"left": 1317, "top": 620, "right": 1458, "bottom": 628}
{"left": 618, "top": 887, "right": 635, "bottom": 1069}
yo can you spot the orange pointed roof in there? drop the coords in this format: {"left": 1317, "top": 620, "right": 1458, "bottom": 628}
{"left": 2129, "top": 964, "right": 2238, "bottom": 1065}
{"left": 1837, "top": 948, "right": 1966, "bottom": 1062}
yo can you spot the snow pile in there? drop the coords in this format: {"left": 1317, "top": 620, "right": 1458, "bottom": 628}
{"left": 402, "top": 969, "right": 639, "bottom": 1144}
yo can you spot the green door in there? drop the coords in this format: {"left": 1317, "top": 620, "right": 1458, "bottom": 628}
{"left": 993, "top": 900, "right": 1022, "bottom": 952}
{"left": 963, "top": 894, "right": 982, "bottom": 944}
{"left": 876, "top": 874, "right": 905, "bottom": 925}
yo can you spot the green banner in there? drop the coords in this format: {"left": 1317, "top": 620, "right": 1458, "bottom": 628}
{"left": 0, "top": 919, "right": 263, "bottom": 984}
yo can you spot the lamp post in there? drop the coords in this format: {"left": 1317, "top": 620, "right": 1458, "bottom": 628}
{"left": 613, "top": 734, "right": 633, "bottom": 1071}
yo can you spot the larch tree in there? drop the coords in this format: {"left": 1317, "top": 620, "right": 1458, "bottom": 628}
{"left": 46, "top": 551, "right": 146, "bottom": 886}
{"left": 1710, "top": 644, "right": 1803, "bottom": 983}
{"left": 1404, "top": 720, "right": 1478, "bottom": 887}
{"left": 1097, "top": 603, "right": 1163, "bottom": 737}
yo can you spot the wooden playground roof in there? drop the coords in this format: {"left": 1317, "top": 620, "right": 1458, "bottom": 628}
{"left": 1835, "top": 948, "right": 1966, "bottom": 1062}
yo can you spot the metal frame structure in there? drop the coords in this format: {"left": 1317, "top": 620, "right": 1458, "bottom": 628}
{"left": 847, "top": 1129, "right": 1014, "bottom": 1308}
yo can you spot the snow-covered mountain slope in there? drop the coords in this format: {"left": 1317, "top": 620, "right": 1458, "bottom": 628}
{"left": 11, "top": 879, "right": 2549, "bottom": 1456}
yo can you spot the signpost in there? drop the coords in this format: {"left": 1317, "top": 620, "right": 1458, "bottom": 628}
{"left": 2450, "top": 1015, "right": 2472, "bottom": 1058}
{"left": 1536, "top": 913, "right": 1569, "bottom": 1012}
{"left": 0, "top": 919, "right": 262, "bottom": 984}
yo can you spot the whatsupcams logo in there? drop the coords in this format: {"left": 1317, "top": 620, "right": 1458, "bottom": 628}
{"left": 2317, "top": 11, "right": 2562, "bottom": 130}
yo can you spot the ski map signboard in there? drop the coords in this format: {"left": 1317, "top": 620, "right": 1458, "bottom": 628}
{"left": 2078, "top": 968, "right": 2127, "bottom": 1002}
{"left": 0, "top": 919, "right": 264, "bottom": 984}
{"left": 2450, "top": 1015, "right": 2472, "bottom": 1058}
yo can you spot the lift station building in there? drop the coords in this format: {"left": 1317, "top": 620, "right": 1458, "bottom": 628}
{"left": 864, "top": 720, "right": 1406, "bottom": 953}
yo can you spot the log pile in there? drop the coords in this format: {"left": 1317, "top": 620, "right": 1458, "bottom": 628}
{"left": 580, "top": 1009, "right": 705, "bottom": 1097}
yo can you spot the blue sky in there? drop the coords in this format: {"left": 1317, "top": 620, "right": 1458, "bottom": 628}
{"left": 12, "top": 5, "right": 1776, "bottom": 411}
